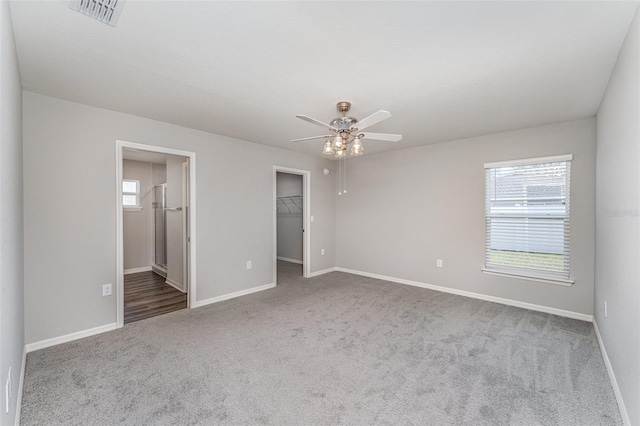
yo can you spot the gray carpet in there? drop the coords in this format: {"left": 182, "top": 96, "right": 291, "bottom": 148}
{"left": 21, "top": 261, "right": 621, "bottom": 425}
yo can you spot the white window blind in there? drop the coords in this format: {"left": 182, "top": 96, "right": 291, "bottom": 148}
{"left": 484, "top": 155, "right": 572, "bottom": 281}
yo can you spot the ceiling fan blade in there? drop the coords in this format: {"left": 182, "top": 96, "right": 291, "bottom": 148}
{"left": 351, "top": 110, "right": 391, "bottom": 131}
{"left": 361, "top": 132, "right": 403, "bottom": 142}
{"left": 290, "top": 135, "right": 331, "bottom": 142}
{"left": 296, "top": 115, "right": 336, "bottom": 131}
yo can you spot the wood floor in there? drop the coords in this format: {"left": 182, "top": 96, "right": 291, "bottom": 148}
{"left": 124, "top": 271, "right": 187, "bottom": 324}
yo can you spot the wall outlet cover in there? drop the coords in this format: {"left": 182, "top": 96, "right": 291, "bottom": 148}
{"left": 102, "top": 283, "right": 112, "bottom": 296}
{"left": 246, "top": 261, "right": 252, "bottom": 270}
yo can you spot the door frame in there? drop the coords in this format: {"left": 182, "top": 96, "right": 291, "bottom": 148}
{"left": 115, "top": 140, "right": 197, "bottom": 328}
{"left": 182, "top": 161, "right": 189, "bottom": 292}
{"left": 273, "top": 166, "right": 311, "bottom": 284}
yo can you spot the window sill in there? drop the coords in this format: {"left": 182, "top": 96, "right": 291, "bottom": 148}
{"left": 481, "top": 268, "right": 574, "bottom": 286}
{"left": 123, "top": 207, "right": 143, "bottom": 212}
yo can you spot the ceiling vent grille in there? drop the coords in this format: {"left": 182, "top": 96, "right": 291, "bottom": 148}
{"left": 69, "top": 0, "right": 126, "bottom": 27}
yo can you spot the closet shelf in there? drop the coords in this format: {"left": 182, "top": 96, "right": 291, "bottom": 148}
{"left": 277, "top": 194, "right": 303, "bottom": 214}
{"left": 276, "top": 194, "right": 302, "bottom": 199}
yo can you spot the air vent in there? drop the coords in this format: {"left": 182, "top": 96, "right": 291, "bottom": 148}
{"left": 69, "top": 0, "right": 126, "bottom": 27}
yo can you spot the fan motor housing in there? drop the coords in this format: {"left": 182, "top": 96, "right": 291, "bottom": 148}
{"left": 330, "top": 116, "right": 358, "bottom": 131}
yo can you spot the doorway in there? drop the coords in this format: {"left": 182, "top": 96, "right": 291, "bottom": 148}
{"left": 272, "top": 166, "right": 310, "bottom": 285}
{"left": 116, "top": 141, "right": 197, "bottom": 328}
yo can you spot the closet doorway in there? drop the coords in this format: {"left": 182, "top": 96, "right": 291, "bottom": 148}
{"left": 116, "top": 141, "right": 197, "bottom": 328}
{"left": 273, "top": 166, "right": 310, "bottom": 285}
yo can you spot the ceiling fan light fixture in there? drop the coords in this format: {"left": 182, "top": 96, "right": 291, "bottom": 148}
{"left": 293, "top": 101, "right": 401, "bottom": 162}
{"left": 332, "top": 135, "right": 344, "bottom": 150}
{"left": 351, "top": 138, "right": 363, "bottom": 156}
{"left": 322, "top": 140, "right": 334, "bottom": 155}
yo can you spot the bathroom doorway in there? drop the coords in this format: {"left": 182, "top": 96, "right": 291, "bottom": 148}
{"left": 116, "top": 141, "right": 197, "bottom": 328}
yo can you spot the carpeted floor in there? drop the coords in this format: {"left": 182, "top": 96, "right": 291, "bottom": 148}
{"left": 21, "top": 261, "right": 621, "bottom": 425}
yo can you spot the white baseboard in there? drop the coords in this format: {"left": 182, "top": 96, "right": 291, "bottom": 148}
{"left": 124, "top": 266, "right": 152, "bottom": 275}
{"left": 14, "top": 346, "right": 26, "bottom": 426}
{"left": 192, "top": 283, "right": 275, "bottom": 309}
{"left": 151, "top": 264, "right": 167, "bottom": 278}
{"left": 307, "top": 267, "right": 337, "bottom": 278}
{"left": 25, "top": 323, "right": 118, "bottom": 353}
{"left": 593, "top": 320, "right": 630, "bottom": 426}
{"left": 335, "top": 267, "right": 593, "bottom": 322}
{"left": 277, "top": 256, "right": 303, "bottom": 264}
{"left": 165, "top": 277, "right": 185, "bottom": 293}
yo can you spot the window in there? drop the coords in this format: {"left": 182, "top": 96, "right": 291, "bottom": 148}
{"left": 122, "top": 179, "right": 141, "bottom": 210}
{"left": 484, "top": 154, "right": 572, "bottom": 284}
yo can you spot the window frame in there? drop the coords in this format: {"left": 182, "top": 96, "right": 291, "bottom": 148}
{"left": 482, "top": 154, "right": 574, "bottom": 286}
{"left": 122, "top": 179, "right": 142, "bottom": 211}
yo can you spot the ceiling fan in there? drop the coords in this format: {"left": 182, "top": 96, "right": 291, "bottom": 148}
{"left": 292, "top": 101, "right": 402, "bottom": 157}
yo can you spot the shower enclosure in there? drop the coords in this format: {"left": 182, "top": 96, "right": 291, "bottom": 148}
{"left": 153, "top": 184, "right": 168, "bottom": 277}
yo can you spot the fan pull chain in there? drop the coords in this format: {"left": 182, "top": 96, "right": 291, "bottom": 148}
{"left": 338, "top": 156, "right": 347, "bottom": 195}
{"left": 338, "top": 157, "right": 342, "bottom": 195}
{"left": 343, "top": 155, "right": 347, "bottom": 194}
{"left": 338, "top": 156, "right": 342, "bottom": 195}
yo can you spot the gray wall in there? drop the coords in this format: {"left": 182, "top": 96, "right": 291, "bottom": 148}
{"left": 277, "top": 172, "right": 303, "bottom": 262}
{"left": 336, "top": 118, "right": 596, "bottom": 316}
{"left": 122, "top": 159, "right": 153, "bottom": 270}
{"left": 152, "top": 163, "right": 166, "bottom": 186}
{"left": 595, "top": 7, "right": 640, "bottom": 425}
{"left": 23, "top": 91, "right": 336, "bottom": 344}
{"left": 0, "top": 1, "right": 24, "bottom": 424}
{"left": 165, "top": 155, "right": 186, "bottom": 289}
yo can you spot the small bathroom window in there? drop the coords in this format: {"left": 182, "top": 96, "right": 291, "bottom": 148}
{"left": 123, "top": 179, "right": 142, "bottom": 210}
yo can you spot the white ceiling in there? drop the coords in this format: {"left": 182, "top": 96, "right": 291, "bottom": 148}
{"left": 9, "top": 1, "right": 638, "bottom": 158}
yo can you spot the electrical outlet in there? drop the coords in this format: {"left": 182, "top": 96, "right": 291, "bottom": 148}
{"left": 604, "top": 301, "right": 608, "bottom": 318}
{"left": 311, "top": 216, "right": 315, "bottom": 223}
{"left": 102, "top": 283, "right": 112, "bottom": 296}
{"left": 321, "top": 249, "right": 325, "bottom": 256}
{"left": 246, "top": 261, "right": 252, "bottom": 270}
{"left": 437, "top": 259, "right": 443, "bottom": 268}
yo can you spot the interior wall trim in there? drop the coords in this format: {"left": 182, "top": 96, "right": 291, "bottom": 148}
{"left": 307, "top": 267, "right": 337, "bottom": 278}
{"left": 124, "top": 266, "right": 152, "bottom": 275}
{"left": 14, "top": 346, "right": 26, "bottom": 426}
{"left": 25, "top": 323, "right": 118, "bottom": 353}
{"left": 192, "top": 283, "right": 275, "bottom": 309}
{"left": 165, "top": 277, "right": 185, "bottom": 293}
{"left": 594, "top": 320, "right": 630, "bottom": 426}
{"left": 335, "top": 267, "right": 593, "bottom": 322}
